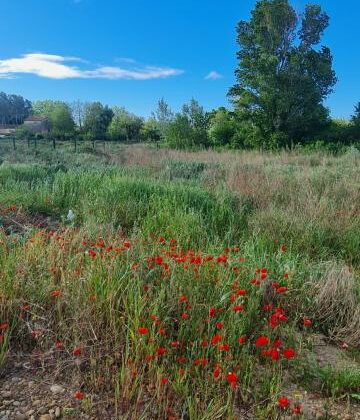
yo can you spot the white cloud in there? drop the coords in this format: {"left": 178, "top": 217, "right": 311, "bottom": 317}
{"left": 205, "top": 71, "right": 223, "bottom": 81}
{"left": 0, "top": 53, "right": 184, "bottom": 81}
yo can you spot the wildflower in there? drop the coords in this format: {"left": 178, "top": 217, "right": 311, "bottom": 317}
{"left": 138, "top": 327, "right": 149, "bottom": 335}
{"left": 179, "top": 295, "right": 188, "bottom": 303}
{"left": 156, "top": 347, "right": 167, "bottom": 357}
{"left": 271, "top": 348, "right": 280, "bottom": 361}
{"left": 303, "top": 318, "right": 312, "bottom": 327}
{"left": 218, "top": 343, "right": 230, "bottom": 351}
{"left": 276, "top": 286, "right": 288, "bottom": 294}
{"left": 161, "top": 378, "right": 168, "bottom": 384}
{"left": 73, "top": 346, "right": 81, "bottom": 357}
{"left": 255, "top": 336, "right": 269, "bottom": 347}
{"left": 211, "top": 335, "right": 223, "bottom": 345}
{"left": 171, "top": 341, "right": 180, "bottom": 348}
{"left": 283, "top": 273, "right": 289, "bottom": 279}
{"left": 215, "top": 322, "right": 224, "bottom": 330}
{"left": 177, "top": 356, "right": 186, "bottom": 364}
{"left": 209, "top": 307, "right": 217, "bottom": 318}
{"left": 56, "top": 341, "right": 64, "bottom": 349}
{"left": 278, "top": 396, "right": 290, "bottom": 409}
{"left": 181, "top": 313, "right": 189, "bottom": 320}
{"left": 233, "top": 305, "right": 244, "bottom": 313}
{"left": 281, "top": 245, "right": 287, "bottom": 252}
{"left": 236, "top": 289, "right": 247, "bottom": 296}
{"left": 51, "top": 290, "right": 61, "bottom": 298}
{"left": 283, "top": 348, "right": 296, "bottom": 359}
{"left": 293, "top": 405, "right": 302, "bottom": 415}
{"left": 0, "top": 335, "right": 3, "bottom": 344}
{"left": 123, "top": 241, "right": 131, "bottom": 248}
{"left": 226, "top": 372, "right": 237, "bottom": 389}
{"left": 0, "top": 323, "right": 8, "bottom": 331}
{"left": 74, "top": 391, "right": 84, "bottom": 400}
{"left": 213, "top": 368, "right": 221, "bottom": 378}
{"left": 238, "top": 336, "right": 247, "bottom": 345}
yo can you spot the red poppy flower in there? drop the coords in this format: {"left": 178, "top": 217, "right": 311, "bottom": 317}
{"left": 211, "top": 335, "right": 222, "bottom": 345}
{"left": 278, "top": 396, "right": 289, "bottom": 409}
{"left": 233, "top": 305, "right": 244, "bottom": 313}
{"left": 238, "top": 335, "right": 247, "bottom": 345}
{"left": 171, "top": 341, "right": 180, "bottom": 348}
{"left": 218, "top": 343, "right": 230, "bottom": 351}
{"left": 236, "top": 289, "right": 247, "bottom": 296}
{"left": 73, "top": 346, "right": 81, "bottom": 357}
{"left": 283, "top": 348, "right": 296, "bottom": 359}
{"left": 255, "top": 336, "right": 269, "bottom": 347}
{"left": 293, "top": 405, "right": 302, "bottom": 415}
{"left": 273, "top": 339, "right": 281, "bottom": 348}
{"left": 213, "top": 368, "right": 221, "bottom": 378}
{"left": 177, "top": 356, "right": 186, "bottom": 364}
{"left": 56, "top": 341, "right": 64, "bottom": 349}
{"left": 0, "top": 323, "right": 8, "bottom": 331}
{"left": 179, "top": 295, "right": 188, "bottom": 303}
{"left": 281, "top": 245, "right": 287, "bottom": 252}
{"left": 156, "top": 347, "right": 167, "bottom": 357}
{"left": 161, "top": 378, "right": 168, "bottom": 384}
{"left": 181, "top": 313, "right": 189, "bottom": 320}
{"left": 209, "top": 308, "right": 217, "bottom": 318}
{"left": 138, "top": 327, "right": 149, "bottom": 335}
{"left": 276, "top": 286, "right": 288, "bottom": 294}
{"left": 123, "top": 241, "right": 131, "bottom": 249}
{"left": 216, "top": 322, "right": 224, "bottom": 330}
{"left": 303, "top": 318, "right": 312, "bottom": 327}
{"left": 51, "top": 290, "right": 61, "bottom": 298}
{"left": 74, "top": 391, "right": 84, "bottom": 400}
{"left": 271, "top": 348, "right": 280, "bottom": 361}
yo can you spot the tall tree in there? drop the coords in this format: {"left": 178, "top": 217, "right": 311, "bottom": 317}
{"left": 83, "top": 102, "right": 114, "bottom": 140}
{"left": 107, "top": 107, "right": 143, "bottom": 141}
{"left": 71, "top": 100, "right": 88, "bottom": 129}
{"left": 33, "top": 100, "right": 74, "bottom": 137}
{"left": 152, "top": 98, "right": 174, "bottom": 139}
{"left": 229, "top": 0, "right": 336, "bottom": 146}
{"left": 0, "top": 92, "right": 32, "bottom": 125}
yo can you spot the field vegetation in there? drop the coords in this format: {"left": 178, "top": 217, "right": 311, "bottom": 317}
{"left": 0, "top": 141, "right": 359, "bottom": 419}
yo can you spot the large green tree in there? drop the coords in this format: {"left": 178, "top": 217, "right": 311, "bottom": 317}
{"left": 107, "top": 107, "right": 143, "bottom": 142}
{"left": 0, "top": 92, "right": 32, "bottom": 125}
{"left": 83, "top": 102, "right": 114, "bottom": 140}
{"left": 229, "top": 0, "right": 336, "bottom": 146}
{"left": 33, "top": 100, "right": 74, "bottom": 138}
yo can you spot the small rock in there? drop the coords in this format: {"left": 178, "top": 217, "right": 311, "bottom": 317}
{"left": 13, "top": 401, "right": 21, "bottom": 407}
{"left": 39, "top": 415, "right": 54, "bottom": 420}
{"left": 50, "top": 385, "right": 64, "bottom": 394}
{"left": 32, "top": 400, "right": 41, "bottom": 407}
{"left": 54, "top": 407, "right": 61, "bottom": 418}
{"left": 26, "top": 409, "right": 35, "bottom": 416}
{"left": 38, "top": 406, "right": 48, "bottom": 415}
{"left": 15, "top": 414, "right": 27, "bottom": 420}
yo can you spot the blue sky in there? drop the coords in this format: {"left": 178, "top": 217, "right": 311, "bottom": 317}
{"left": 1, "top": 0, "right": 359, "bottom": 118}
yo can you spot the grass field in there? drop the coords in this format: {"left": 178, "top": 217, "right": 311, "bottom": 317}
{"left": 0, "top": 140, "right": 359, "bottom": 419}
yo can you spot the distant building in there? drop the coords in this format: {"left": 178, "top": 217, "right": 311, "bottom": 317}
{"left": 23, "top": 116, "right": 50, "bottom": 133}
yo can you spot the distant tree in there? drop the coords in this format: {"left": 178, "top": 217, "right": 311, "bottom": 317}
{"left": 165, "top": 99, "right": 209, "bottom": 149}
{"left": 0, "top": 92, "right": 32, "bottom": 125}
{"left": 33, "top": 100, "right": 75, "bottom": 139}
{"left": 152, "top": 98, "right": 174, "bottom": 139}
{"left": 141, "top": 118, "right": 162, "bottom": 143}
{"left": 107, "top": 107, "right": 143, "bottom": 142}
{"left": 49, "top": 104, "right": 75, "bottom": 138}
{"left": 350, "top": 102, "right": 360, "bottom": 140}
{"left": 83, "top": 102, "right": 114, "bottom": 140}
{"left": 208, "top": 107, "right": 236, "bottom": 146}
{"left": 71, "top": 100, "right": 88, "bottom": 129}
{"left": 229, "top": 0, "right": 337, "bottom": 147}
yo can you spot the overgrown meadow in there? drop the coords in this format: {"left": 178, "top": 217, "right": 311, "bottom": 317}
{"left": 0, "top": 140, "right": 359, "bottom": 419}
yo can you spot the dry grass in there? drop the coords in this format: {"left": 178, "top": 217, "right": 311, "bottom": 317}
{"left": 312, "top": 263, "right": 360, "bottom": 346}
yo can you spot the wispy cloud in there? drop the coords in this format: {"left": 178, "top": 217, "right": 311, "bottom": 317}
{"left": 205, "top": 71, "right": 223, "bottom": 81}
{"left": 0, "top": 53, "right": 184, "bottom": 81}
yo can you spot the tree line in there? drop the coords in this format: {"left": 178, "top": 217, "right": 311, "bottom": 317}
{"left": 1, "top": 0, "right": 360, "bottom": 150}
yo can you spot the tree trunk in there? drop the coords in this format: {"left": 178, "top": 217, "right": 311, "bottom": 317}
{"left": 12, "top": 137, "right": 16, "bottom": 150}
{"left": 53, "top": 138, "right": 56, "bottom": 149}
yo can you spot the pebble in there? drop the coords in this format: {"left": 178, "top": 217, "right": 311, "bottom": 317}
{"left": 55, "top": 407, "right": 61, "bottom": 418}
{"left": 50, "top": 385, "right": 64, "bottom": 395}
{"left": 15, "top": 414, "right": 26, "bottom": 420}
{"left": 38, "top": 406, "right": 48, "bottom": 414}
{"left": 12, "top": 401, "right": 20, "bottom": 407}
{"left": 39, "top": 415, "right": 54, "bottom": 420}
